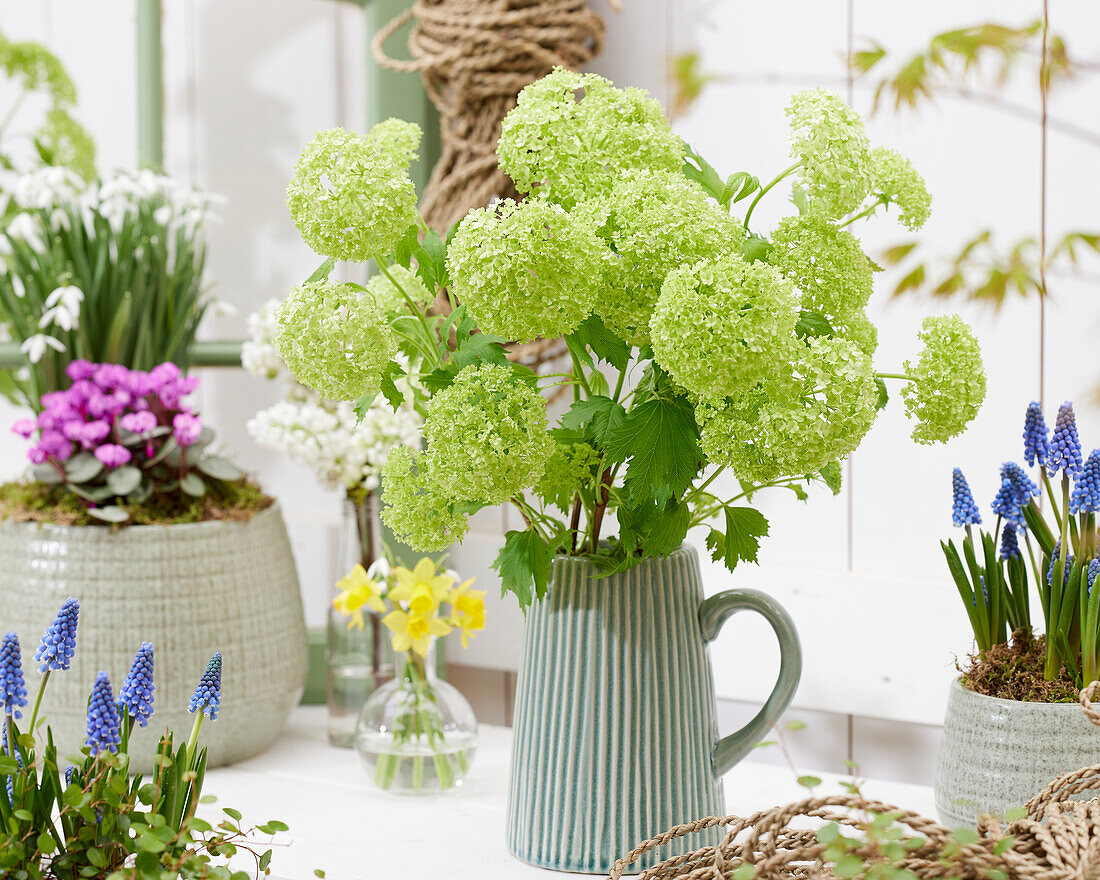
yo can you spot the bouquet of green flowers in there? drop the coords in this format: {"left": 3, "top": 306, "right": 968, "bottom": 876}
{"left": 274, "top": 68, "right": 986, "bottom": 608}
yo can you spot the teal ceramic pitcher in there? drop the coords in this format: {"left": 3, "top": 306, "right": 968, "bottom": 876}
{"left": 506, "top": 544, "right": 802, "bottom": 874}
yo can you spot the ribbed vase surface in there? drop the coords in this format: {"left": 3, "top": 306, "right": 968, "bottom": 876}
{"left": 0, "top": 504, "right": 308, "bottom": 770}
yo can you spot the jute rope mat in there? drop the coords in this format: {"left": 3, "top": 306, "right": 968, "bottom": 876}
{"left": 608, "top": 682, "right": 1100, "bottom": 880}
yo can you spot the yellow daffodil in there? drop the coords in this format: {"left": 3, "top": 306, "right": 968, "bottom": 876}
{"left": 447, "top": 577, "right": 487, "bottom": 648}
{"left": 333, "top": 564, "right": 386, "bottom": 630}
{"left": 389, "top": 557, "right": 453, "bottom": 617}
{"left": 383, "top": 608, "right": 452, "bottom": 658}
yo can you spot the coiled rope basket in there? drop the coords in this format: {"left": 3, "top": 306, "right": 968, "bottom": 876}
{"left": 608, "top": 684, "right": 1100, "bottom": 880}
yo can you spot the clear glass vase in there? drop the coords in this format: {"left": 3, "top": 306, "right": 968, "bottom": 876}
{"left": 327, "top": 493, "right": 394, "bottom": 747}
{"left": 354, "top": 644, "right": 477, "bottom": 794}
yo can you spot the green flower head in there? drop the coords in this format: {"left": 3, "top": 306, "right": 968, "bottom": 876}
{"left": 275, "top": 280, "right": 396, "bottom": 401}
{"left": 366, "top": 264, "right": 435, "bottom": 317}
{"left": 286, "top": 127, "right": 417, "bottom": 263}
{"left": 652, "top": 254, "right": 799, "bottom": 400}
{"left": 697, "top": 337, "right": 878, "bottom": 483}
{"left": 770, "top": 213, "right": 873, "bottom": 323}
{"left": 446, "top": 198, "right": 607, "bottom": 342}
{"left": 592, "top": 169, "right": 745, "bottom": 346}
{"left": 423, "top": 364, "right": 554, "bottom": 505}
{"left": 0, "top": 33, "right": 76, "bottom": 103}
{"left": 536, "top": 440, "right": 600, "bottom": 512}
{"left": 368, "top": 118, "right": 421, "bottom": 169}
{"left": 35, "top": 107, "right": 96, "bottom": 181}
{"left": 497, "top": 67, "right": 683, "bottom": 207}
{"left": 833, "top": 309, "right": 878, "bottom": 356}
{"left": 381, "top": 447, "right": 470, "bottom": 553}
{"left": 870, "top": 146, "right": 932, "bottom": 231}
{"left": 786, "top": 89, "right": 871, "bottom": 219}
{"left": 902, "top": 315, "right": 986, "bottom": 445}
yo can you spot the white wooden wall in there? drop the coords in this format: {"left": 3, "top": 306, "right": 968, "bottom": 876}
{"left": 2, "top": 0, "right": 1099, "bottom": 780}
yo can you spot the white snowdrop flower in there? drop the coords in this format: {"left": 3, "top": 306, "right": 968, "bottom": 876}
{"left": 6, "top": 213, "right": 45, "bottom": 251}
{"left": 10, "top": 275, "right": 25, "bottom": 298}
{"left": 13, "top": 367, "right": 29, "bottom": 382}
{"left": 21, "top": 333, "right": 66, "bottom": 363}
{"left": 46, "top": 285, "right": 84, "bottom": 313}
{"left": 153, "top": 204, "right": 173, "bottom": 226}
{"left": 39, "top": 306, "right": 79, "bottom": 332}
{"left": 49, "top": 208, "right": 71, "bottom": 232}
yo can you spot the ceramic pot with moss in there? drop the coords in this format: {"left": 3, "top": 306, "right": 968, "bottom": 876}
{"left": 0, "top": 502, "right": 308, "bottom": 770}
{"left": 935, "top": 677, "right": 1100, "bottom": 828}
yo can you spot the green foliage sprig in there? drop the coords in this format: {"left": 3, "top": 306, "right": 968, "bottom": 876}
{"left": 275, "top": 68, "right": 988, "bottom": 609}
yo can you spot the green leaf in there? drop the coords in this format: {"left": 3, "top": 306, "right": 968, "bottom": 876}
{"left": 196, "top": 455, "right": 243, "bottom": 481}
{"left": 740, "top": 234, "right": 771, "bottom": 263}
{"left": 605, "top": 392, "right": 701, "bottom": 505}
{"left": 795, "top": 309, "right": 835, "bottom": 339}
{"left": 797, "top": 775, "right": 822, "bottom": 789}
{"left": 492, "top": 530, "right": 552, "bottom": 609}
{"left": 64, "top": 453, "right": 103, "bottom": 483}
{"left": 180, "top": 472, "right": 206, "bottom": 497}
{"left": 561, "top": 395, "right": 627, "bottom": 447}
{"left": 720, "top": 172, "right": 759, "bottom": 206}
{"left": 32, "top": 463, "right": 64, "bottom": 484}
{"left": 950, "top": 828, "right": 979, "bottom": 844}
{"left": 259, "top": 851, "right": 273, "bottom": 871}
{"left": 566, "top": 315, "right": 630, "bottom": 370}
{"left": 86, "top": 847, "right": 107, "bottom": 868}
{"left": 223, "top": 807, "right": 243, "bottom": 821}
{"left": 306, "top": 256, "right": 336, "bottom": 283}
{"left": 706, "top": 506, "right": 769, "bottom": 570}
{"left": 786, "top": 720, "right": 807, "bottom": 731}
{"left": 874, "top": 377, "right": 889, "bottom": 410}
{"left": 394, "top": 225, "right": 421, "bottom": 268}
{"left": 681, "top": 142, "right": 725, "bottom": 200}
{"left": 379, "top": 360, "right": 405, "bottom": 409}
{"left": 833, "top": 854, "right": 864, "bottom": 878}
{"left": 106, "top": 465, "right": 142, "bottom": 496}
{"left": 88, "top": 506, "right": 129, "bottom": 523}
{"left": 819, "top": 461, "right": 843, "bottom": 495}
{"left": 36, "top": 831, "right": 56, "bottom": 854}
{"left": 733, "top": 864, "right": 757, "bottom": 880}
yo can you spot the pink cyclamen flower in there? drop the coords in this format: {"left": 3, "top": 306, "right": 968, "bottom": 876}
{"left": 39, "top": 431, "right": 73, "bottom": 461}
{"left": 93, "top": 364, "right": 130, "bottom": 391}
{"left": 94, "top": 444, "right": 132, "bottom": 468}
{"left": 66, "top": 359, "right": 97, "bottom": 382}
{"left": 11, "top": 419, "right": 35, "bottom": 439}
{"left": 28, "top": 447, "right": 48, "bottom": 465}
{"left": 119, "top": 411, "right": 157, "bottom": 434}
{"left": 75, "top": 420, "right": 111, "bottom": 448}
{"left": 172, "top": 413, "right": 202, "bottom": 447}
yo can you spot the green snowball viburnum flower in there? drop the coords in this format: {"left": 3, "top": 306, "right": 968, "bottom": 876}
{"left": 35, "top": 106, "right": 96, "bottom": 181}
{"left": 286, "top": 127, "right": 417, "bottom": 263}
{"left": 651, "top": 254, "right": 799, "bottom": 400}
{"left": 497, "top": 67, "right": 683, "bottom": 207}
{"left": 0, "top": 33, "right": 76, "bottom": 103}
{"left": 446, "top": 197, "right": 606, "bottom": 342}
{"left": 833, "top": 309, "right": 878, "bottom": 356}
{"left": 368, "top": 118, "right": 421, "bottom": 168}
{"left": 366, "top": 264, "right": 435, "bottom": 316}
{"left": 902, "top": 315, "right": 986, "bottom": 445}
{"left": 770, "top": 213, "right": 873, "bottom": 323}
{"left": 870, "top": 146, "right": 932, "bottom": 231}
{"left": 592, "top": 169, "right": 746, "bottom": 346}
{"left": 697, "top": 337, "right": 879, "bottom": 483}
{"left": 275, "top": 280, "right": 396, "bottom": 401}
{"left": 381, "top": 446, "right": 470, "bottom": 553}
{"left": 535, "top": 441, "right": 600, "bottom": 512}
{"left": 423, "top": 363, "right": 554, "bottom": 505}
{"left": 786, "top": 89, "right": 871, "bottom": 220}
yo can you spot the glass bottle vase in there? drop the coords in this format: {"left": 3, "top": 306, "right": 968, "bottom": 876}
{"left": 354, "top": 644, "right": 477, "bottom": 794}
{"left": 327, "top": 493, "right": 393, "bottom": 747}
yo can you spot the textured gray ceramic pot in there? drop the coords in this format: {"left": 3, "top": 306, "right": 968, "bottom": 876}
{"left": 935, "top": 677, "right": 1100, "bottom": 828}
{"left": 506, "top": 544, "right": 802, "bottom": 874}
{"left": 0, "top": 504, "right": 308, "bottom": 771}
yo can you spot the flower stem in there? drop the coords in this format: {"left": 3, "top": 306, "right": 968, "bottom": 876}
{"left": 837, "top": 197, "right": 886, "bottom": 229}
{"left": 27, "top": 669, "right": 50, "bottom": 734}
{"left": 743, "top": 162, "right": 800, "bottom": 230}
{"left": 183, "top": 713, "right": 204, "bottom": 773}
{"left": 875, "top": 372, "right": 912, "bottom": 382}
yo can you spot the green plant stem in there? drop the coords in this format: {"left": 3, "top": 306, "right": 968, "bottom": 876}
{"left": 875, "top": 372, "right": 912, "bottom": 382}
{"left": 1042, "top": 469, "right": 1062, "bottom": 521}
{"left": 564, "top": 339, "right": 594, "bottom": 397}
{"left": 512, "top": 496, "right": 553, "bottom": 543}
{"left": 183, "top": 713, "right": 204, "bottom": 773}
{"left": 27, "top": 670, "right": 50, "bottom": 734}
{"left": 372, "top": 253, "right": 441, "bottom": 368}
{"left": 681, "top": 467, "right": 726, "bottom": 510}
{"left": 1046, "top": 474, "right": 1072, "bottom": 679}
{"left": 743, "top": 162, "right": 800, "bottom": 230}
{"left": 837, "top": 197, "right": 887, "bottom": 228}
{"left": 611, "top": 365, "right": 628, "bottom": 404}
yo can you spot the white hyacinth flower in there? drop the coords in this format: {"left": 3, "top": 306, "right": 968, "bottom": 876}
{"left": 21, "top": 333, "right": 66, "bottom": 364}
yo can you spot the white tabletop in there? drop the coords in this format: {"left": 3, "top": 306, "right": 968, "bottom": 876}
{"left": 201, "top": 706, "right": 935, "bottom": 880}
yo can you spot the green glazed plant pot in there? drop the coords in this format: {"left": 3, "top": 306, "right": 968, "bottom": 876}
{"left": 935, "top": 677, "right": 1100, "bottom": 828}
{"left": 506, "top": 543, "right": 802, "bottom": 874}
{"left": 0, "top": 503, "right": 308, "bottom": 771}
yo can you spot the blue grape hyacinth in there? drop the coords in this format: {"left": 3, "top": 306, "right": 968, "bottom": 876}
{"left": 34, "top": 597, "right": 79, "bottom": 673}
{"left": 85, "top": 672, "right": 121, "bottom": 756}
{"left": 1023, "top": 401, "right": 1050, "bottom": 468}
{"left": 1001, "top": 461, "right": 1039, "bottom": 507}
{"left": 188, "top": 652, "right": 222, "bottom": 721}
{"left": 999, "top": 522, "right": 1021, "bottom": 560}
{"left": 1071, "top": 449, "right": 1100, "bottom": 515}
{"left": 117, "top": 642, "right": 155, "bottom": 727}
{"left": 991, "top": 478, "right": 1026, "bottom": 529}
{"left": 1048, "top": 402, "right": 1084, "bottom": 478}
{"left": 0, "top": 632, "right": 28, "bottom": 719}
{"left": 951, "top": 468, "right": 982, "bottom": 526}
{"left": 1047, "top": 540, "right": 1074, "bottom": 588}
{"left": 1089, "top": 557, "right": 1100, "bottom": 593}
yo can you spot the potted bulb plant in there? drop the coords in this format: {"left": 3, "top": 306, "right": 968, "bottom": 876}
{"left": 936, "top": 400, "right": 1100, "bottom": 828}
{"left": 272, "top": 69, "right": 986, "bottom": 871}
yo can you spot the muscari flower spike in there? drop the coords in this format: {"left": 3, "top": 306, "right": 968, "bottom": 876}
{"left": 85, "top": 672, "right": 121, "bottom": 756}
{"left": 1047, "top": 540, "right": 1074, "bottom": 588}
{"left": 117, "top": 642, "right": 155, "bottom": 727}
{"left": 188, "top": 652, "right": 222, "bottom": 721}
{"left": 1088, "top": 556, "right": 1100, "bottom": 593}
{"left": 1023, "top": 401, "right": 1050, "bottom": 468}
{"left": 34, "top": 596, "right": 79, "bottom": 673}
{"left": 2, "top": 724, "right": 23, "bottom": 800}
{"left": 0, "top": 632, "right": 28, "bottom": 719}
{"left": 1048, "top": 402, "right": 1084, "bottom": 478}
{"left": 951, "top": 468, "right": 982, "bottom": 527}
{"left": 991, "top": 478, "right": 1025, "bottom": 529}
{"left": 1070, "top": 449, "right": 1100, "bottom": 515}
{"left": 999, "top": 522, "right": 1021, "bottom": 561}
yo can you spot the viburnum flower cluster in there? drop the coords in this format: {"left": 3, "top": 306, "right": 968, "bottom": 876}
{"left": 12, "top": 360, "right": 242, "bottom": 522}
{"left": 275, "top": 67, "right": 987, "bottom": 608}
{"left": 945, "top": 401, "right": 1100, "bottom": 686}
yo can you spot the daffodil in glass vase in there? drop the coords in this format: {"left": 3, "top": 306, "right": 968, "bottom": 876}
{"left": 334, "top": 557, "right": 485, "bottom": 794}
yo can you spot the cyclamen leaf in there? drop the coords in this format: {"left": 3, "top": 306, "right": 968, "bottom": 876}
{"left": 180, "top": 472, "right": 206, "bottom": 497}
{"left": 196, "top": 456, "right": 243, "bottom": 482}
{"left": 605, "top": 394, "right": 701, "bottom": 505}
{"left": 65, "top": 453, "right": 103, "bottom": 483}
{"left": 493, "top": 529, "right": 552, "bottom": 609}
{"left": 106, "top": 465, "right": 142, "bottom": 496}
{"left": 88, "top": 505, "right": 129, "bottom": 523}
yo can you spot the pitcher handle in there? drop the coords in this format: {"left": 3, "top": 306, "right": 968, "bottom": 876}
{"left": 698, "top": 588, "right": 803, "bottom": 777}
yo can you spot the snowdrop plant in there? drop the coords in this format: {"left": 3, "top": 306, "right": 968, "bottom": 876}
{"left": 946, "top": 401, "right": 1100, "bottom": 688}
{"left": 0, "top": 166, "right": 220, "bottom": 409}
{"left": 276, "top": 68, "right": 987, "bottom": 609}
